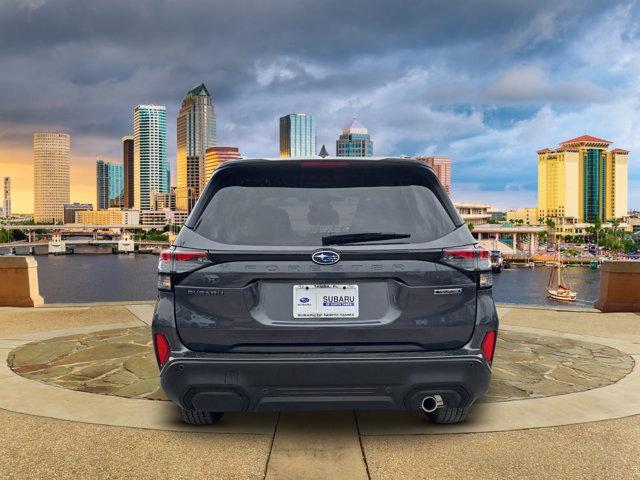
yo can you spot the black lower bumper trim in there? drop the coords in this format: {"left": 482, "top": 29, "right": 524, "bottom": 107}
{"left": 160, "top": 354, "right": 491, "bottom": 412}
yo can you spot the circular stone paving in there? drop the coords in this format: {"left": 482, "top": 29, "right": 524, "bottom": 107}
{"left": 7, "top": 327, "right": 634, "bottom": 403}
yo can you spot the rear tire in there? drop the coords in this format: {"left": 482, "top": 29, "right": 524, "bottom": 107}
{"left": 426, "top": 406, "right": 469, "bottom": 424}
{"left": 180, "top": 408, "right": 224, "bottom": 425}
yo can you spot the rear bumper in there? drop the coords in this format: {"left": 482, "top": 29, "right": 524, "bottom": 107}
{"left": 160, "top": 352, "right": 492, "bottom": 412}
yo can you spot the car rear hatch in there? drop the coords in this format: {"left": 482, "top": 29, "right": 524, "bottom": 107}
{"left": 162, "top": 159, "right": 488, "bottom": 353}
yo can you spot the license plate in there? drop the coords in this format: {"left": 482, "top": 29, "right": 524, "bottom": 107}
{"left": 293, "top": 284, "right": 359, "bottom": 318}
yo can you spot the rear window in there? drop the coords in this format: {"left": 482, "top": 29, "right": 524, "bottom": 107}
{"left": 191, "top": 162, "right": 458, "bottom": 246}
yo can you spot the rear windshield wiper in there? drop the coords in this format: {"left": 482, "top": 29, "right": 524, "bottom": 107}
{"left": 321, "top": 232, "right": 411, "bottom": 245}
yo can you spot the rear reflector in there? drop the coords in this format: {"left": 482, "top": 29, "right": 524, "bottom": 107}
{"left": 154, "top": 333, "right": 171, "bottom": 367}
{"left": 481, "top": 330, "right": 497, "bottom": 364}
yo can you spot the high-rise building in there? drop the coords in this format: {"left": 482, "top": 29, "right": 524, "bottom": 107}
{"left": 152, "top": 187, "right": 176, "bottom": 211}
{"left": 414, "top": 156, "right": 451, "bottom": 194}
{"left": 336, "top": 118, "right": 373, "bottom": 157}
{"left": 108, "top": 163, "right": 124, "bottom": 208}
{"left": 2, "top": 177, "right": 10, "bottom": 218}
{"left": 176, "top": 83, "right": 216, "bottom": 211}
{"left": 96, "top": 160, "right": 109, "bottom": 210}
{"left": 279, "top": 114, "right": 316, "bottom": 158}
{"left": 538, "top": 135, "right": 629, "bottom": 223}
{"left": 122, "top": 136, "right": 134, "bottom": 208}
{"left": 63, "top": 202, "right": 93, "bottom": 224}
{"left": 133, "top": 105, "right": 168, "bottom": 211}
{"left": 204, "top": 146, "right": 240, "bottom": 180}
{"left": 33, "top": 132, "right": 70, "bottom": 223}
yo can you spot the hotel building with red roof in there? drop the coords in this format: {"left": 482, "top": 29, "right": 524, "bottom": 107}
{"left": 537, "top": 135, "right": 628, "bottom": 224}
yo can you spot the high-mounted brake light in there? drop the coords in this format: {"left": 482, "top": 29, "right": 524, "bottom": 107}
{"left": 481, "top": 330, "right": 497, "bottom": 364}
{"left": 154, "top": 333, "right": 171, "bottom": 367}
{"left": 301, "top": 161, "right": 350, "bottom": 168}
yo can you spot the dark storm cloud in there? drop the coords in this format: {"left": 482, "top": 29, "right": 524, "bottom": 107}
{"left": 1, "top": 0, "right": 636, "bottom": 208}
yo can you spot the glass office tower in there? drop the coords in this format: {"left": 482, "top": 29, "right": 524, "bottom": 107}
{"left": 176, "top": 83, "right": 216, "bottom": 211}
{"left": 336, "top": 118, "right": 373, "bottom": 157}
{"left": 133, "top": 105, "right": 168, "bottom": 211}
{"left": 279, "top": 114, "right": 316, "bottom": 158}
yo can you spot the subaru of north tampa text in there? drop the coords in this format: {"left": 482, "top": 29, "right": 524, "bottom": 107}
{"left": 152, "top": 157, "right": 499, "bottom": 425}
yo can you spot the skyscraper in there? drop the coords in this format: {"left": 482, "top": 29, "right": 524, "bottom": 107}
{"left": 176, "top": 83, "right": 216, "bottom": 211}
{"left": 414, "top": 156, "right": 451, "bottom": 194}
{"left": 122, "top": 136, "right": 134, "bottom": 208}
{"left": 96, "top": 160, "right": 109, "bottom": 210}
{"left": 537, "top": 135, "right": 628, "bottom": 223}
{"left": 33, "top": 132, "right": 70, "bottom": 223}
{"left": 279, "top": 114, "right": 316, "bottom": 158}
{"left": 204, "top": 146, "right": 240, "bottom": 180}
{"left": 2, "top": 177, "right": 10, "bottom": 218}
{"left": 336, "top": 118, "right": 373, "bottom": 157}
{"left": 108, "top": 163, "right": 124, "bottom": 207}
{"left": 133, "top": 105, "right": 168, "bottom": 211}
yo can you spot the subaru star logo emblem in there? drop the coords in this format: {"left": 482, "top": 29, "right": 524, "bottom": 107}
{"left": 312, "top": 250, "right": 340, "bottom": 265}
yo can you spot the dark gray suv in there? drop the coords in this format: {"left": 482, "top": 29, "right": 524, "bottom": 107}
{"left": 152, "top": 157, "right": 498, "bottom": 425}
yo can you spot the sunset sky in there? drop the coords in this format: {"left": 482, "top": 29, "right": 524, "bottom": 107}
{"left": 1, "top": 0, "right": 639, "bottom": 213}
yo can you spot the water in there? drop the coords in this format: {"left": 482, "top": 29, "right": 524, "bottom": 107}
{"left": 492, "top": 266, "right": 600, "bottom": 309}
{"left": 3, "top": 249, "right": 602, "bottom": 307}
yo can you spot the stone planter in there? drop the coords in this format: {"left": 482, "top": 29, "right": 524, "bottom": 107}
{"left": 594, "top": 261, "right": 640, "bottom": 312}
{"left": 0, "top": 256, "right": 44, "bottom": 307}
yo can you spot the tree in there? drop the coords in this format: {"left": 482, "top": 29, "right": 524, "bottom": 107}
{"left": 538, "top": 230, "right": 548, "bottom": 244}
{"left": 467, "top": 223, "right": 474, "bottom": 233}
{"left": 545, "top": 218, "right": 556, "bottom": 246}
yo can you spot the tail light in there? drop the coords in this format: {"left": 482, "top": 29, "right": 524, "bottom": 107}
{"left": 440, "top": 245, "right": 492, "bottom": 287}
{"left": 154, "top": 333, "right": 171, "bottom": 367}
{"left": 481, "top": 330, "right": 497, "bottom": 364}
{"left": 157, "top": 247, "right": 211, "bottom": 290}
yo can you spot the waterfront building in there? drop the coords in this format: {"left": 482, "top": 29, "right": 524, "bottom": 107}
{"left": 279, "top": 114, "right": 316, "bottom": 158}
{"left": 63, "top": 203, "right": 93, "bottom": 224}
{"left": 2, "top": 177, "right": 10, "bottom": 218}
{"left": 133, "top": 105, "right": 169, "bottom": 211}
{"left": 33, "top": 132, "right": 70, "bottom": 223}
{"left": 336, "top": 118, "right": 373, "bottom": 157}
{"left": 204, "top": 146, "right": 240, "bottom": 179}
{"left": 152, "top": 187, "right": 176, "bottom": 211}
{"left": 122, "top": 136, "right": 134, "bottom": 208}
{"left": 414, "top": 156, "right": 451, "bottom": 194}
{"left": 139, "top": 209, "right": 188, "bottom": 227}
{"left": 506, "top": 208, "right": 540, "bottom": 225}
{"left": 538, "top": 135, "right": 629, "bottom": 224}
{"left": 176, "top": 83, "right": 216, "bottom": 212}
{"left": 454, "top": 203, "right": 491, "bottom": 226}
{"left": 75, "top": 208, "right": 140, "bottom": 226}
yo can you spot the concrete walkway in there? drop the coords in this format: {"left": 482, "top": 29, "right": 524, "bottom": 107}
{"left": 1, "top": 303, "right": 639, "bottom": 479}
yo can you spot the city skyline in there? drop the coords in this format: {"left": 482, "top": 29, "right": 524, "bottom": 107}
{"left": 1, "top": 1, "right": 639, "bottom": 212}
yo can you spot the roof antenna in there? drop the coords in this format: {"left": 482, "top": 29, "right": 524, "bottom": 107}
{"left": 318, "top": 145, "right": 329, "bottom": 158}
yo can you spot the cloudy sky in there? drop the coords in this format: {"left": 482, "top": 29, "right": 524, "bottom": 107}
{"left": 1, "top": 0, "right": 639, "bottom": 213}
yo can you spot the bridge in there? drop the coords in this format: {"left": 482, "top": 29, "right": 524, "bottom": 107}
{"left": 1, "top": 224, "right": 160, "bottom": 232}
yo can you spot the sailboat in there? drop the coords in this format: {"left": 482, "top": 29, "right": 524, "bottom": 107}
{"left": 547, "top": 250, "right": 577, "bottom": 302}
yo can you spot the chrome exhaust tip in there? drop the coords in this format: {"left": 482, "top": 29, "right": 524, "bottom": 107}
{"left": 420, "top": 395, "right": 444, "bottom": 413}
